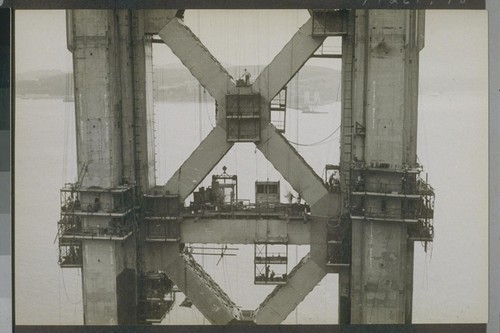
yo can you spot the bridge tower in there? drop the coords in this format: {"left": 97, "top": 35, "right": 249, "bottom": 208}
{"left": 337, "top": 10, "right": 434, "bottom": 324}
{"left": 57, "top": 8, "right": 433, "bottom": 325}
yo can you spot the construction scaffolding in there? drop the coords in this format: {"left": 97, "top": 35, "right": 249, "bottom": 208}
{"left": 137, "top": 272, "right": 176, "bottom": 324}
{"left": 143, "top": 192, "right": 180, "bottom": 242}
{"left": 226, "top": 93, "right": 262, "bottom": 142}
{"left": 57, "top": 183, "right": 136, "bottom": 244}
{"left": 270, "top": 88, "right": 287, "bottom": 133}
{"left": 254, "top": 241, "right": 288, "bottom": 285}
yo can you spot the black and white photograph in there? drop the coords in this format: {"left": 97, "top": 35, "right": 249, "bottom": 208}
{"left": 13, "top": 8, "right": 487, "bottom": 326}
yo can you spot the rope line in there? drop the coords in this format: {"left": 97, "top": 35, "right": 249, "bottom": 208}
{"left": 287, "top": 125, "right": 340, "bottom": 147}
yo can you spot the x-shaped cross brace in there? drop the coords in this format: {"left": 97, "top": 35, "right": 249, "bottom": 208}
{"left": 159, "top": 15, "right": 339, "bottom": 216}
{"left": 156, "top": 12, "right": 341, "bottom": 324}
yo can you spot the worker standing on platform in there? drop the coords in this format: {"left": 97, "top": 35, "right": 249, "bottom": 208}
{"left": 175, "top": 9, "right": 185, "bottom": 20}
{"left": 242, "top": 68, "right": 251, "bottom": 86}
{"left": 328, "top": 172, "right": 336, "bottom": 190}
{"left": 286, "top": 191, "right": 295, "bottom": 204}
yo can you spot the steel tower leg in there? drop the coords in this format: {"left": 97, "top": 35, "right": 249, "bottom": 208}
{"left": 341, "top": 10, "right": 425, "bottom": 324}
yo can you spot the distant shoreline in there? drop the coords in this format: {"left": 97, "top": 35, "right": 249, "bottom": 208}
{"left": 15, "top": 65, "right": 343, "bottom": 108}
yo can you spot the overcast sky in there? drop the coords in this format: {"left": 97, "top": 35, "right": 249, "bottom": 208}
{"left": 15, "top": 10, "right": 487, "bottom": 84}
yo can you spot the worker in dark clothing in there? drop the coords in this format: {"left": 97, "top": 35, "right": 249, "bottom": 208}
{"left": 242, "top": 68, "right": 251, "bottom": 86}
{"left": 92, "top": 197, "right": 101, "bottom": 212}
{"left": 69, "top": 246, "right": 76, "bottom": 263}
{"left": 175, "top": 9, "right": 185, "bottom": 20}
{"left": 328, "top": 172, "right": 336, "bottom": 190}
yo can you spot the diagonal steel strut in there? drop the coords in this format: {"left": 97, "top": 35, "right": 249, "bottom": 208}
{"left": 164, "top": 250, "right": 242, "bottom": 324}
{"left": 251, "top": 17, "right": 326, "bottom": 102}
{"left": 160, "top": 14, "right": 331, "bottom": 208}
{"left": 158, "top": 17, "right": 236, "bottom": 103}
{"left": 256, "top": 123, "right": 330, "bottom": 209}
{"left": 159, "top": 16, "right": 237, "bottom": 199}
{"left": 164, "top": 125, "right": 233, "bottom": 200}
{"left": 253, "top": 216, "right": 329, "bottom": 324}
{"left": 253, "top": 253, "right": 327, "bottom": 324}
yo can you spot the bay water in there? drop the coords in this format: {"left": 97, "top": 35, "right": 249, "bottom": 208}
{"left": 14, "top": 89, "right": 488, "bottom": 324}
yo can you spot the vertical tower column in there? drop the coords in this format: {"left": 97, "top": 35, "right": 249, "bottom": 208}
{"left": 67, "top": 9, "right": 159, "bottom": 324}
{"left": 130, "top": 11, "right": 157, "bottom": 193}
{"left": 338, "top": 10, "right": 356, "bottom": 324}
{"left": 340, "top": 10, "right": 425, "bottom": 324}
{"left": 69, "top": 10, "right": 123, "bottom": 188}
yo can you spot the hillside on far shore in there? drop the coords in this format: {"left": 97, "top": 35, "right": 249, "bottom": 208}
{"left": 16, "top": 65, "right": 342, "bottom": 109}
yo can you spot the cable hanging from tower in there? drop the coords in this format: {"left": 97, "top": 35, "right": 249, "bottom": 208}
{"left": 57, "top": 248, "right": 82, "bottom": 306}
{"left": 286, "top": 125, "right": 340, "bottom": 147}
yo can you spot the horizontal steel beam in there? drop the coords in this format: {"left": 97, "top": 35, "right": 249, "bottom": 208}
{"left": 179, "top": 217, "right": 310, "bottom": 245}
{"left": 310, "top": 54, "right": 342, "bottom": 58}
{"left": 252, "top": 17, "right": 326, "bottom": 102}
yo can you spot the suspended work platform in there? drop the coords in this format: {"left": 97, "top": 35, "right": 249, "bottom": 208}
{"left": 143, "top": 190, "right": 181, "bottom": 242}
{"left": 137, "top": 272, "right": 176, "bottom": 324}
{"left": 348, "top": 163, "right": 435, "bottom": 245}
{"left": 58, "top": 238, "right": 82, "bottom": 268}
{"left": 326, "top": 215, "right": 351, "bottom": 267}
{"left": 226, "top": 93, "right": 262, "bottom": 142}
{"left": 57, "top": 183, "right": 136, "bottom": 245}
{"left": 310, "top": 9, "right": 349, "bottom": 36}
{"left": 254, "top": 241, "right": 288, "bottom": 285}
{"left": 270, "top": 88, "right": 287, "bottom": 133}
